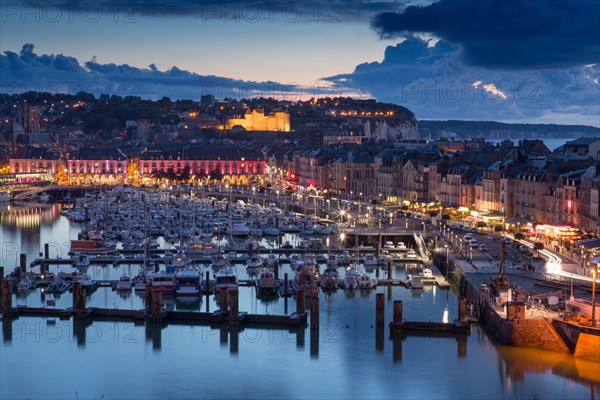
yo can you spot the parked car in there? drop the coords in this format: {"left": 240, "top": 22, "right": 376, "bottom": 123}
{"left": 464, "top": 233, "right": 473, "bottom": 241}
{"left": 469, "top": 239, "right": 479, "bottom": 248}
{"left": 518, "top": 245, "right": 532, "bottom": 255}
{"left": 470, "top": 227, "right": 479, "bottom": 233}
{"left": 479, "top": 243, "right": 488, "bottom": 252}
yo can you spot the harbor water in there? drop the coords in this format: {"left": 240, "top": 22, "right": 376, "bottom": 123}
{"left": 1, "top": 203, "right": 598, "bottom": 399}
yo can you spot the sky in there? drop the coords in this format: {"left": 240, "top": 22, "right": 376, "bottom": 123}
{"left": 0, "top": 0, "right": 599, "bottom": 126}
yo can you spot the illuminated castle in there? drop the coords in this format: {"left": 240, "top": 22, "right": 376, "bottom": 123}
{"left": 226, "top": 108, "right": 290, "bottom": 132}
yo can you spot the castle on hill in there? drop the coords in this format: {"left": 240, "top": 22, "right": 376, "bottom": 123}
{"left": 226, "top": 108, "right": 290, "bottom": 132}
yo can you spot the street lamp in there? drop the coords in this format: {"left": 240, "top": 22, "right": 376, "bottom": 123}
{"left": 444, "top": 244, "right": 449, "bottom": 281}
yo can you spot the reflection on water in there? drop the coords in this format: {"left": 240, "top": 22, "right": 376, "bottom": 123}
{"left": 496, "top": 345, "right": 600, "bottom": 393}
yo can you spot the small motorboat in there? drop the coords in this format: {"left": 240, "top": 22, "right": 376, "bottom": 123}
{"left": 116, "top": 275, "right": 133, "bottom": 291}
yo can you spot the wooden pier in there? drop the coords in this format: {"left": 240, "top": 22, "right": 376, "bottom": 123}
{"left": 388, "top": 298, "right": 471, "bottom": 336}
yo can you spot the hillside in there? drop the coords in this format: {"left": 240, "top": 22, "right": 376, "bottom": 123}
{"left": 418, "top": 120, "right": 600, "bottom": 140}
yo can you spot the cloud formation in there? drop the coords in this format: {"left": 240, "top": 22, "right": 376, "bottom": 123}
{"left": 372, "top": 0, "right": 600, "bottom": 69}
{"left": 0, "top": 44, "right": 302, "bottom": 100}
{"left": 2, "top": 0, "right": 425, "bottom": 23}
{"left": 325, "top": 37, "right": 600, "bottom": 125}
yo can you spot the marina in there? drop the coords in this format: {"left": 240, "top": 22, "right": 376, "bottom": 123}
{"left": 1, "top": 191, "right": 599, "bottom": 399}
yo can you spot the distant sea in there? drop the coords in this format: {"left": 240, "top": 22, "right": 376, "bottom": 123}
{"left": 488, "top": 138, "right": 570, "bottom": 151}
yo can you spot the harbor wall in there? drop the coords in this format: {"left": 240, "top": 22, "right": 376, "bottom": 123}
{"left": 444, "top": 257, "right": 571, "bottom": 354}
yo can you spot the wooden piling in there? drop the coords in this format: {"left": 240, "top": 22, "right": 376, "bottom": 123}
{"left": 44, "top": 243, "right": 49, "bottom": 259}
{"left": 73, "top": 283, "right": 86, "bottom": 319}
{"left": 205, "top": 271, "right": 210, "bottom": 296}
{"left": 458, "top": 296, "right": 467, "bottom": 322}
{"left": 151, "top": 292, "right": 162, "bottom": 323}
{"left": 387, "top": 261, "right": 392, "bottom": 278}
{"left": 393, "top": 301, "right": 403, "bottom": 324}
{"left": 457, "top": 335, "right": 467, "bottom": 358}
{"left": 376, "top": 293, "right": 385, "bottom": 326}
{"left": 145, "top": 285, "right": 153, "bottom": 313}
{"left": 20, "top": 254, "right": 27, "bottom": 274}
{"left": 310, "top": 330, "right": 319, "bottom": 358}
{"left": 1, "top": 281, "right": 11, "bottom": 315}
{"left": 219, "top": 287, "right": 228, "bottom": 312}
{"left": 390, "top": 300, "right": 403, "bottom": 334}
{"left": 284, "top": 273, "right": 288, "bottom": 296}
{"left": 273, "top": 261, "right": 279, "bottom": 280}
{"left": 296, "top": 290, "right": 305, "bottom": 314}
{"left": 154, "top": 261, "right": 160, "bottom": 273}
{"left": 310, "top": 296, "right": 319, "bottom": 330}
{"left": 229, "top": 288, "right": 239, "bottom": 327}
{"left": 376, "top": 325, "right": 384, "bottom": 352}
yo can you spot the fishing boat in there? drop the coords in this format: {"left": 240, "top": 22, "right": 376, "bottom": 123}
{"left": 116, "top": 275, "right": 133, "bottom": 291}
{"left": 16, "top": 275, "right": 35, "bottom": 292}
{"left": 133, "top": 272, "right": 151, "bottom": 291}
{"left": 214, "top": 266, "right": 239, "bottom": 293}
{"left": 321, "top": 266, "right": 339, "bottom": 291}
{"left": 255, "top": 268, "right": 279, "bottom": 294}
{"left": 172, "top": 249, "right": 190, "bottom": 270}
{"left": 151, "top": 271, "right": 175, "bottom": 293}
{"left": 70, "top": 240, "right": 117, "bottom": 256}
{"left": 263, "top": 226, "right": 280, "bottom": 236}
{"left": 228, "top": 222, "right": 250, "bottom": 237}
{"left": 73, "top": 254, "right": 91, "bottom": 268}
{"left": 211, "top": 254, "right": 228, "bottom": 269}
{"left": 66, "top": 271, "right": 97, "bottom": 290}
{"left": 293, "top": 265, "right": 319, "bottom": 297}
{"left": 246, "top": 256, "right": 264, "bottom": 270}
{"left": 363, "top": 254, "right": 378, "bottom": 269}
{"left": 358, "top": 274, "right": 377, "bottom": 290}
{"left": 45, "top": 276, "right": 71, "bottom": 293}
{"left": 343, "top": 264, "right": 360, "bottom": 289}
{"left": 175, "top": 268, "right": 201, "bottom": 296}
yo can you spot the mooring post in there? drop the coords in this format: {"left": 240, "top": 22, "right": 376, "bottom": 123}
{"left": 273, "top": 261, "right": 279, "bottom": 280}
{"left": 296, "top": 289, "right": 305, "bottom": 314}
{"left": 310, "top": 296, "right": 320, "bottom": 330}
{"left": 205, "top": 271, "right": 210, "bottom": 296}
{"left": 458, "top": 296, "right": 467, "bottom": 322}
{"left": 73, "top": 283, "right": 86, "bottom": 319}
{"left": 284, "top": 273, "right": 288, "bottom": 296}
{"left": 1, "top": 281, "right": 11, "bottom": 315}
{"left": 154, "top": 261, "right": 160, "bottom": 273}
{"left": 145, "top": 285, "right": 153, "bottom": 314}
{"left": 40, "top": 262, "right": 47, "bottom": 278}
{"left": 219, "top": 287, "right": 228, "bottom": 312}
{"left": 387, "top": 261, "right": 392, "bottom": 279}
{"left": 376, "top": 293, "right": 385, "bottom": 326}
{"left": 151, "top": 292, "right": 162, "bottom": 323}
{"left": 229, "top": 288, "right": 239, "bottom": 327}
{"left": 20, "top": 254, "right": 26, "bottom": 274}
{"left": 390, "top": 300, "right": 403, "bottom": 334}
{"left": 44, "top": 243, "right": 49, "bottom": 259}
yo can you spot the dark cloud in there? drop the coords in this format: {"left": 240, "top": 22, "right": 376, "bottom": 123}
{"left": 372, "top": 0, "right": 600, "bottom": 69}
{"left": 325, "top": 37, "right": 600, "bottom": 126}
{"left": 0, "top": 44, "right": 302, "bottom": 100}
{"left": 4, "top": 0, "right": 426, "bottom": 22}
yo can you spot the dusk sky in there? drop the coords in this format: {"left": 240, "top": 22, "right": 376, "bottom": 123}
{"left": 1, "top": 0, "right": 599, "bottom": 126}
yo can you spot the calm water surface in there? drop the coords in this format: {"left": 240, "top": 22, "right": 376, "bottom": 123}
{"left": 1, "top": 204, "right": 598, "bottom": 399}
